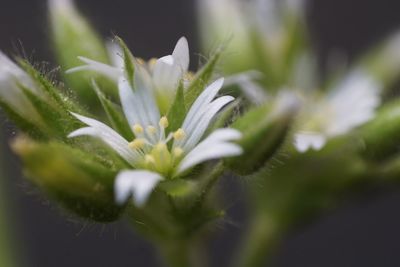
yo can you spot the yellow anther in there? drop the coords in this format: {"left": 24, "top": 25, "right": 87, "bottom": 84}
{"left": 128, "top": 138, "right": 145, "bottom": 150}
{"left": 173, "top": 147, "right": 184, "bottom": 158}
{"left": 145, "top": 154, "right": 156, "bottom": 164}
{"left": 148, "top": 58, "right": 158, "bottom": 67}
{"left": 147, "top": 125, "right": 157, "bottom": 135}
{"left": 136, "top": 58, "right": 145, "bottom": 65}
{"left": 159, "top": 116, "right": 169, "bottom": 128}
{"left": 132, "top": 124, "right": 144, "bottom": 135}
{"left": 173, "top": 128, "right": 186, "bottom": 140}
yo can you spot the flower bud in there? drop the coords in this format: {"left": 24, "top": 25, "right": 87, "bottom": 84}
{"left": 361, "top": 31, "right": 400, "bottom": 88}
{"left": 197, "top": 0, "right": 256, "bottom": 75}
{"left": 49, "top": 0, "right": 111, "bottom": 104}
{"left": 227, "top": 91, "right": 300, "bottom": 175}
{"left": 12, "top": 137, "right": 123, "bottom": 222}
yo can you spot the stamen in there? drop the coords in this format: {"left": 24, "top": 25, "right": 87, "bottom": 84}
{"left": 173, "top": 147, "right": 184, "bottom": 158}
{"left": 132, "top": 124, "right": 144, "bottom": 135}
{"left": 147, "top": 125, "right": 157, "bottom": 135}
{"left": 148, "top": 58, "right": 157, "bottom": 68}
{"left": 128, "top": 138, "right": 146, "bottom": 150}
{"left": 136, "top": 58, "right": 145, "bottom": 65}
{"left": 159, "top": 116, "right": 169, "bottom": 128}
{"left": 173, "top": 128, "right": 186, "bottom": 141}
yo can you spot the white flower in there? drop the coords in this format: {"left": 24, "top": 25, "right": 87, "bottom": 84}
{"left": 67, "top": 37, "right": 190, "bottom": 95}
{"left": 69, "top": 75, "right": 242, "bottom": 207}
{"left": 198, "top": 0, "right": 306, "bottom": 54}
{"left": 198, "top": 0, "right": 250, "bottom": 50}
{"left": 294, "top": 69, "right": 381, "bottom": 153}
{"left": 0, "top": 52, "right": 43, "bottom": 125}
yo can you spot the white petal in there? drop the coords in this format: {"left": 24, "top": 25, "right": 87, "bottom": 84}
{"left": 68, "top": 113, "right": 139, "bottom": 164}
{"left": 119, "top": 78, "right": 143, "bottom": 126}
{"left": 134, "top": 69, "right": 161, "bottom": 127}
{"left": 178, "top": 129, "right": 242, "bottom": 173}
{"left": 326, "top": 69, "right": 381, "bottom": 136}
{"left": 224, "top": 72, "right": 268, "bottom": 105}
{"left": 152, "top": 55, "right": 181, "bottom": 93}
{"left": 106, "top": 41, "right": 124, "bottom": 69}
{"left": 197, "top": 128, "right": 242, "bottom": 143}
{"left": 115, "top": 170, "right": 163, "bottom": 207}
{"left": 182, "top": 78, "right": 225, "bottom": 132}
{"left": 172, "top": 37, "right": 190, "bottom": 72}
{"left": 66, "top": 56, "right": 121, "bottom": 82}
{"left": 294, "top": 132, "right": 326, "bottom": 153}
{"left": 181, "top": 95, "right": 234, "bottom": 151}
{"left": 119, "top": 74, "right": 160, "bottom": 129}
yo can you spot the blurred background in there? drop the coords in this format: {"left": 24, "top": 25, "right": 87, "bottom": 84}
{"left": 1, "top": 0, "right": 400, "bottom": 266}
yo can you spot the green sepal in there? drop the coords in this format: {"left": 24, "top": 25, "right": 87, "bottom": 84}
{"left": 17, "top": 59, "right": 84, "bottom": 114}
{"left": 167, "top": 82, "right": 186, "bottom": 132}
{"left": 185, "top": 47, "right": 223, "bottom": 110}
{"left": 0, "top": 99, "right": 47, "bottom": 140}
{"left": 208, "top": 99, "right": 241, "bottom": 132}
{"left": 158, "top": 179, "right": 196, "bottom": 198}
{"left": 126, "top": 163, "right": 225, "bottom": 241}
{"left": 227, "top": 97, "right": 298, "bottom": 175}
{"left": 92, "top": 81, "right": 133, "bottom": 140}
{"left": 115, "top": 36, "right": 135, "bottom": 86}
{"left": 19, "top": 86, "right": 74, "bottom": 139}
{"left": 12, "top": 137, "right": 123, "bottom": 222}
{"left": 359, "top": 99, "right": 400, "bottom": 160}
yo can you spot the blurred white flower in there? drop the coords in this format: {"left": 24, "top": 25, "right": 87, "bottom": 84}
{"left": 294, "top": 70, "right": 381, "bottom": 152}
{"left": 69, "top": 75, "right": 242, "bottom": 206}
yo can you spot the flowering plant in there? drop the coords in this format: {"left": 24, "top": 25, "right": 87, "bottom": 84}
{"left": 1, "top": 0, "right": 400, "bottom": 266}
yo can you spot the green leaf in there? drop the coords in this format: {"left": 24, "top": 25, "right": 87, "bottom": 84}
{"left": 184, "top": 47, "right": 223, "bottom": 110}
{"left": 92, "top": 81, "right": 133, "bottom": 140}
{"left": 167, "top": 82, "right": 186, "bottom": 132}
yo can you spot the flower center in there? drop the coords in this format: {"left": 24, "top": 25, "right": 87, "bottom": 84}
{"left": 128, "top": 116, "right": 186, "bottom": 177}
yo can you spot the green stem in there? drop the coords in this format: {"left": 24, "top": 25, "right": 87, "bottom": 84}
{"left": 0, "top": 135, "right": 18, "bottom": 267}
{"left": 159, "top": 238, "right": 207, "bottom": 267}
{"left": 235, "top": 214, "right": 282, "bottom": 267}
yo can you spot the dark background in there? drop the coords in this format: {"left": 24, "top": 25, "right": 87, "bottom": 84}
{"left": 1, "top": 0, "right": 400, "bottom": 266}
